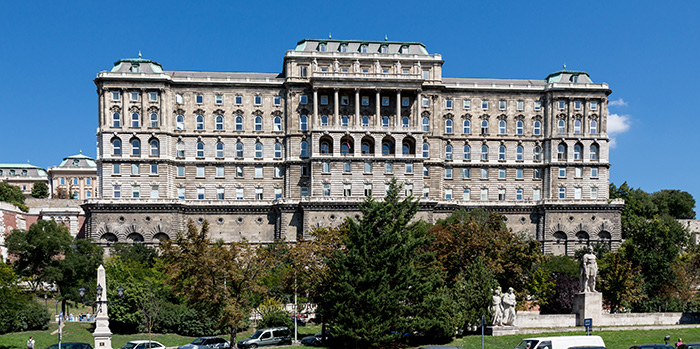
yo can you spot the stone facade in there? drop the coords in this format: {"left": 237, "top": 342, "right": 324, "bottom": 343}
{"left": 0, "top": 163, "right": 48, "bottom": 196}
{"left": 48, "top": 153, "right": 98, "bottom": 200}
{"left": 84, "top": 39, "right": 623, "bottom": 254}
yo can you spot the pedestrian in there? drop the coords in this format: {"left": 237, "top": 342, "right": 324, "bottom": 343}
{"left": 676, "top": 338, "right": 683, "bottom": 347}
{"left": 27, "top": 336, "right": 35, "bottom": 349}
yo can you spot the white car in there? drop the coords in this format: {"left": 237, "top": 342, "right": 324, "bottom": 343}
{"left": 120, "top": 341, "right": 165, "bottom": 349}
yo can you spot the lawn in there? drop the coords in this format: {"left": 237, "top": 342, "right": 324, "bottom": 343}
{"left": 1, "top": 323, "right": 696, "bottom": 349}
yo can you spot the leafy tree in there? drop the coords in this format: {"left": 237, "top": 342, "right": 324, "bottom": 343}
{"left": 30, "top": 181, "right": 49, "bottom": 198}
{"left": 5, "top": 220, "right": 73, "bottom": 290}
{"left": 318, "top": 179, "right": 451, "bottom": 346}
{"left": 44, "top": 238, "right": 103, "bottom": 314}
{"left": 598, "top": 248, "right": 644, "bottom": 312}
{"left": 0, "top": 260, "right": 50, "bottom": 334}
{"left": 539, "top": 274, "right": 578, "bottom": 314}
{"left": 0, "top": 181, "right": 28, "bottom": 211}
{"left": 528, "top": 267, "right": 556, "bottom": 309}
{"left": 652, "top": 189, "right": 696, "bottom": 219}
{"left": 452, "top": 257, "right": 497, "bottom": 328}
{"left": 112, "top": 242, "right": 159, "bottom": 268}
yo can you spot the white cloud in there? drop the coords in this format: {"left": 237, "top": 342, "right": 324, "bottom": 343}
{"left": 607, "top": 113, "right": 631, "bottom": 148}
{"left": 608, "top": 98, "right": 628, "bottom": 107}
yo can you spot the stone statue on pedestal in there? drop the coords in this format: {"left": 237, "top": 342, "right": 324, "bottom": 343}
{"left": 490, "top": 287, "right": 503, "bottom": 326}
{"left": 501, "top": 287, "right": 517, "bottom": 326}
{"left": 579, "top": 247, "right": 598, "bottom": 293}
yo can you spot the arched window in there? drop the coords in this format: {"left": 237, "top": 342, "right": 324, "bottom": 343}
{"left": 557, "top": 143, "right": 567, "bottom": 160}
{"left": 590, "top": 120, "right": 598, "bottom": 134}
{"left": 498, "top": 120, "right": 506, "bottom": 135}
{"left": 273, "top": 116, "right": 282, "bottom": 131}
{"left": 362, "top": 116, "right": 370, "bottom": 127}
{"left": 361, "top": 137, "right": 374, "bottom": 155}
{"left": 445, "top": 119, "right": 453, "bottom": 134}
{"left": 533, "top": 120, "right": 541, "bottom": 135}
{"left": 557, "top": 119, "right": 566, "bottom": 133}
{"left": 463, "top": 119, "right": 471, "bottom": 134}
{"left": 215, "top": 115, "right": 224, "bottom": 130}
{"left": 149, "top": 139, "right": 160, "bottom": 156}
{"left": 196, "top": 115, "right": 204, "bottom": 130}
{"left": 516, "top": 120, "right": 523, "bottom": 135}
{"left": 274, "top": 142, "right": 283, "bottom": 158}
{"left": 422, "top": 142, "right": 430, "bottom": 158}
{"left": 176, "top": 114, "right": 184, "bottom": 130}
{"left": 341, "top": 115, "right": 349, "bottom": 127}
{"left": 498, "top": 145, "right": 506, "bottom": 160}
{"left": 131, "top": 139, "right": 141, "bottom": 156}
{"left": 401, "top": 138, "right": 414, "bottom": 155}
{"left": 300, "top": 141, "right": 309, "bottom": 158}
{"left": 481, "top": 120, "right": 489, "bottom": 134}
{"left": 235, "top": 142, "right": 244, "bottom": 158}
{"left": 574, "top": 119, "right": 581, "bottom": 134}
{"left": 112, "top": 138, "right": 122, "bottom": 156}
{"left": 196, "top": 141, "right": 205, "bottom": 158}
{"left": 382, "top": 138, "right": 394, "bottom": 155}
{"left": 574, "top": 143, "right": 582, "bottom": 160}
{"left": 445, "top": 144, "right": 453, "bottom": 160}
{"left": 402, "top": 116, "right": 409, "bottom": 128}
{"left": 131, "top": 112, "right": 140, "bottom": 127}
{"left": 341, "top": 136, "right": 354, "bottom": 154}
{"left": 235, "top": 115, "right": 243, "bottom": 131}
{"left": 590, "top": 144, "right": 599, "bottom": 160}
{"left": 321, "top": 115, "right": 329, "bottom": 127}
{"left": 150, "top": 113, "right": 159, "bottom": 128}
{"left": 481, "top": 145, "right": 489, "bottom": 161}
{"left": 320, "top": 139, "right": 332, "bottom": 154}
{"left": 112, "top": 112, "right": 121, "bottom": 127}
{"left": 463, "top": 144, "right": 471, "bottom": 160}
{"left": 516, "top": 145, "right": 524, "bottom": 161}
{"left": 254, "top": 116, "right": 262, "bottom": 131}
{"left": 255, "top": 142, "right": 263, "bottom": 158}
{"left": 216, "top": 142, "right": 224, "bottom": 158}
{"left": 422, "top": 117, "right": 430, "bottom": 132}
{"left": 176, "top": 141, "right": 185, "bottom": 158}
{"left": 300, "top": 115, "right": 308, "bottom": 131}
{"left": 533, "top": 146, "right": 542, "bottom": 161}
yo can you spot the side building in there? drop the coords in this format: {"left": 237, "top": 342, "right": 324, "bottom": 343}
{"left": 0, "top": 163, "right": 48, "bottom": 196}
{"left": 83, "top": 39, "right": 623, "bottom": 255}
{"left": 48, "top": 152, "right": 98, "bottom": 200}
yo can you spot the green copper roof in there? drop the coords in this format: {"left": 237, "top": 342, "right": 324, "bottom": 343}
{"left": 0, "top": 163, "right": 44, "bottom": 169}
{"left": 545, "top": 69, "right": 592, "bottom": 83}
{"left": 296, "top": 38, "right": 426, "bottom": 47}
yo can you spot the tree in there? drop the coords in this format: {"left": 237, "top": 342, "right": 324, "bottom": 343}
{"left": 318, "top": 178, "right": 451, "bottom": 346}
{"left": 44, "top": 238, "right": 103, "bottom": 314}
{"left": 30, "top": 181, "right": 49, "bottom": 198}
{"left": 539, "top": 274, "right": 578, "bottom": 314}
{"left": 0, "top": 181, "right": 28, "bottom": 211}
{"left": 652, "top": 189, "right": 696, "bottom": 219}
{"left": 451, "top": 257, "right": 497, "bottom": 328}
{"left": 5, "top": 220, "right": 73, "bottom": 290}
{"left": 598, "top": 248, "right": 644, "bottom": 312}
{"left": 0, "top": 261, "right": 50, "bottom": 334}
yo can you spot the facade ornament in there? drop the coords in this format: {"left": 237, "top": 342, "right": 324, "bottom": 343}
{"left": 333, "top": 59, "right": 339, "bottom": 72}
{"left": 353, "top": 60, "right": 360, "bottom": 72}
{"left": 313, "top": 58, "right": 318, "bottom": 72}
{"left": 395, "top": 61, "right": 401, "bottom": 72}
{"left": 579, "top": 246, "right": 598, "bottom": 293}
{"left": 375, "top": 60, "right": 381, "bottom": 73}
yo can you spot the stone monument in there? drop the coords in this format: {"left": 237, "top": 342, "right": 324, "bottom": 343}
{"left": 490, "top": 287, "right": 503, "bottom": 326}
{"left": 93, "top": 265, "right": 112, "bottom": 349}
{"left": 572, "top": 247, "right": 602, "bottom": 326}
{"left": 501, "top": 287, "right": 517, "bottom": 326}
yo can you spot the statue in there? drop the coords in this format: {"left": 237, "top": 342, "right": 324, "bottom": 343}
{"left": 501, "top": 287, "right": 517, "bottom": 326}
{"left": 312, "top": 58, "right": 318, "bottom": 72}
{"left": 580, "top": 247, "right": 598, "bottom": 293}
{"left": 490, "top": 287, "right": 503, "bottom": 326}
{"left": 353, "top": 60, "right": 360, "bottom": 73}
{"left": 375, "top": 60, "right": 381, "bottom": 74}
{"left": 333, "top": 59, "right": 339, "bottom": 72}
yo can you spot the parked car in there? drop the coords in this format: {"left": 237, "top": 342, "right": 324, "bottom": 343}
{"left": 46, "top": 343, "right": 93, "bottom": 349}
{"left": 515, "top": 335, "right": 605, "bottom": 349}
{"left": 237, "top": 327, "right": 292, "bottom": 348}
{"left": 120, "top": 341, "right": 165, "bottom": 349}
{"left": 178, "top": 337, "right": 230, "bottom": 349}
{"left": 679, "top": 344, "right": 700, "bottom": 349}
{"left": 629, "top": 346, "right": 674, "bottom": 349}
{"left": 300, "top": 330, "right": 332, "bottom": 346}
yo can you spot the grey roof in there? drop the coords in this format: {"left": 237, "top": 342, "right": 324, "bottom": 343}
{"left": 295, "top": 39, "right": 429, "bottom": 55}
{"left": 545, "top": 69, "right": 593, "bottom": 83}
{"left": 111, "top": 55, "right": 164, "bottom": 73}
{"left": 57, "top": 153, "right": 96, "bottom": 168}
{"left": 168, "top": 71, "right": 283, "bottom": 79}
{"left": 0, "top": 164, "right": 47, "bottom": 178}
{"left": 443, "top": 77, "right": 547, "bottom": 86}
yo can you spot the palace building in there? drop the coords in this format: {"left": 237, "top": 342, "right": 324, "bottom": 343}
{"left": 84, "top": 38, "right": 623, "bottom": 255}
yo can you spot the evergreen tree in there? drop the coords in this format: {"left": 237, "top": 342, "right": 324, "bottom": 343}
{"left": 0, "top": 181, "right": 27, "bottom": 211}
{"left": 30, "top": 181, "right": 49, "bottom": 198}
{"left": 318, "top": 178, "right": 451, "bottom": 346}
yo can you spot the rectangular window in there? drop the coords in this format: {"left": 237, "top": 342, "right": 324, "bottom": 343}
{"left": 481, "top": 100, "right": 489, "bottom": 109}
{"left": 405, "top": 162, "right": 413, "bottom": 174}
{"left": 60, "top": 177, "right": 65, "bottom": 185}
{"left": 534, "top": 101, "right": 542, "bottom": 111}
{"left": 113, "top": 185, "right": 121, "bottom": 198}
{"left": 131, "top": 163, "right": 139, "bottom": 175}
{"left": 149, "top": 92, "right": 158, "bottom": 102}
{"left": 498, "top": 188, "right": 506, "bottom": 201}
{"left": 300, "top": 66, "right": 308, "bottom": 77}
{"left": 235, "top": 95, "right": 243, "bottom": 105}
{"left": 196, "top": 94, "right": 204, "bottom": 104}
{"left": 517, "top": 100, "right": 524, "bottom": 111}
{"left": 574, "top": 100, "right": 582, "bottom": 110}
{"left": 86, "top": 191, "right": 91, "bottom": 198}
{"left": 196, "top": 166, "right": 205, "bottom": 177}
{"left": 112, "top": 91, "right": 121, "bottom": 101}
{"left": 385, "top": 162, "right": 393, "bottom": 174}
{"left": 132, "top": 185, "right": 140, "bottom": 198}
{"left": 423, "top": 187, "right": 430, "bottom": 198}
{"left": 323, "top": 184, "right": 330, "bottom": 197}
{"left": 559, "top": 187, "right": 566, "bottom": 199}
{"left": 86, "top": 177, "right": 92, "bottom": 185}
{"left": 498, "top": 168, "right": 506, "bottom": 179}
{"left": 322, "top": 162, "right": 331, "bottom": 173}
{"left": 300, "top": 187, "right": 309, "bottom": 197}
{"left": 422, "top": 70, "right": 430, "bottom": 79}
{"left": 341, "top": 96, "right": 349, "bottom": 105}
{"left": 130, "top": 91, "right": 139, "bottom": 101}
{"left": 362, "top": 96, "right": 370, "bottom": 106}
{"left": 499, "top": 100, "right": 506, "bottom": 110}
{"left": 533, "top": 188, "right": 541, "bottom": 201}
{"left": 217, "top": 187, "right": 225, "bottom": 200}
{"left": 236, "top": 188, "right": 244, "bottom": 200}
{"left": 274, "top": 95, "right": 281, "bottom": 105}
{"left": 300, "top": 165, "right": 309, "bottom": 177}
{"left": 254, "top": 95, "right": 262, "bottom": 105}
{"left": 274, "top": 188, "right": 282, "bottom": 200}
{"left": 481, "top": 168, "right": 488, "bottom": 179}
{"left": 381, "top": 96, "right": 390, "bottom": 106}
{"left": 364, "top": 183, "right": 372, "bottom": 197}
{"left": 591, "top": 167, "right": 599, "bottom": 178}
{"left": 402, "top": 69, "right": 410, "bottom": 75}
{"left": 255, "top": 166, "right": 263, "bottom": 178}
{"left": 590, "top": 101, "right": 598, "bottom": 110}
{"left": 575, "top": 167, "right": 582, "bottom": 178}
{"left": 422, "top": 97, "right": 430, "bottom": 107}
{"left": 236, "top": 166, "right": 244, "bottom": 178}
{"left": 197, "top": 188, "right": 205, "bottom": 200}
{"left": 177, "top": 166, "right": 185, "bottom": 177}
{"left": 150, "top": 163, "right": 158, "bottom": 175}
{"left": 274, "top": 166, "right": 283, "bottom": 178}
{"left": 151, "top": 185, "right": 159, "bottom": 199}
{"left": 255, "top": 188, "right": 263, "bottom": 200}
{"left": 445, "top": 99, "right": 453, "bottom": 109}
{"left": 559, "top": 167, "right": 566, "bottom": 178}
{"left": 462, "top": 168, "right": 470, "bottom": 179}
{"left": 424, "top": 166, "right": 429, "bottom": 177}
{"left": 344, "top": 183, "right": 352, "bottom": 197}
{"left": 516, "top": 168, "right": 523, "bottom": 179}
{"left": 405, "top": 184, "right": 413, "bottom": 197}
{"left": 216, "top": 166, "right": 224, "bottom": 177}
{"left": 73, "top": 177, "right": 79, "bottom": 185}
{"left": 445, "top": 167, "right": 453, "bottom": 179}
{"left": 480, "top": 188, "right": 488, "bottom": 201}
{"left": 445, "top": 188, "right": 453, "bottom": 200}
{"left": 402, "top": 97, "right": 409, "bottom": 107}
{"left": 320, "top": 95, "right": 328, "bottom": 105}
{"left": 463, "top": 99, "right": 471, "bottom": 109}
{"left": 362, "top": 68, "right": 369, "bottom": 74}
{"left": 364, "top": 162, "right": 372, "bottom": 174}
{"left": 558, "top": 100, "right": 566, "bottom": 110}
{"left": 534, "top": 168, "right": 541, "bottom": 179}
{"left": 591, "top": 187, "right": 598, "bottom": 199}
{"left": 215, "top": 94, "right": 224, "bottom": 104}
{"left": 177, "top": 187, "right": 185, "bottom": 199}
{"left": 463, "top": 188, "right": 470, "bottom": 200}
{"left": 575, "top": 187, "right": 582, "bottom": 199}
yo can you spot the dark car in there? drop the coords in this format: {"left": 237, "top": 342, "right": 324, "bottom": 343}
{"left": 178, "top": 337, "right": 230, "bottom": 349}
{"left": 46, "top": 343, "right": 93, "bottom": 349}
{"left": 678, "top": 344, "right": 700, "bottom": 349}
{"left": 301, "top": 330, "right": 332, "bottom": 347}
{"left": 629, "top": 345, "right": 674, "bottom": 349}
{"left": 569, "top": 347, "right": 607, "bottom": 349}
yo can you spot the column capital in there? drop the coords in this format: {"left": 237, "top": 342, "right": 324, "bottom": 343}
{"left": 396, "top": 88, "right": 402, "bottom": 93}
{"left": 313, "top": 87, "right": 319, "bottom": 92}
{"left": 354, "top": 87, "right": 361, "bottom": 92}
{"left": 334, "top": 87, "right": 340, "bottom": 92}
{"left": 416, "top": 89, "right": 422, "bottom": 94}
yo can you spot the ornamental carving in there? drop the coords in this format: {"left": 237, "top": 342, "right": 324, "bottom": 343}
{"left": 129, "top": 106, "right": 141, "bottom": 113}
{"left": 462, "top": 113, "right": 472, "bottom": 120}
{"left": 213, "top": 109, "right": 225, "bottom": 115}
{"left": 193, "top": 108, "right": 205, "bottom": 115}
{"left": 497, "top": 114, "right": 508, "bottom": 121}
{"left": 174, "top": 108, "right": 185, "bottom": 115}
{"left": 557, "top": 113, "right": 567, "bottom": 120}
{"left": 443, "top": 113, "right": 454, "bottom": 119}
{"left": 147, "top": 106, "right": 159, "bottom": 113}
{"left": 234, "top": 109, "right": 245, "bottom": 115}
{"left": 480, "top": 114, "right": 490, "bottom": 120}
{"left": 421, "top": 110, "right": 431, "bottom": 117}
{"left": 252, "top": 109, "right": 264, "bottom": 116}
{"left": 110, "top": 105, "right": 122, "bottom": 112}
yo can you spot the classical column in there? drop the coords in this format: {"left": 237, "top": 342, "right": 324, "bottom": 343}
{"left": 334, "top": 88, "right": 339, "bottom": 126}
{"left": 355, "top": 88, "right": 360, "bottom": 126}
{"left": 396, "top": 89, "right": 402, "bottom": 127}
{"left": 313, "top": 88, "right": 319, "bottom": 127}
{"left": 416, "top": 89, "right": 422, "bottom": 130}
{"left": 375, "top": 89, "right": 381, "bottom": 126}
{"left": 121, "top": 88, "right": 126, "bottom": 128}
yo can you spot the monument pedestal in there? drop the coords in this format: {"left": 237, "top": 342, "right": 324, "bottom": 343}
{"left": 488, "top": 326, "right": 520, "bottom": 336}
{"left": 572, "top": 292, "right": 602, "bottom": 326}
{"left": 93, "top": 265, "right": 112, "bottom": 349}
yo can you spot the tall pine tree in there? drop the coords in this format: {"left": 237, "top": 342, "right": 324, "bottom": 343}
{"left": 318, "top": 178, "right": 451, "bottom": 347}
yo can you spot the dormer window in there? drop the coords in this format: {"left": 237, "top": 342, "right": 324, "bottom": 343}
{"left": 339, "top": 44, "right": 348, "bottom": 53}
{"left": 318, "top": 43, "right": 327, "bottom": 52}
{"left": 571, "top": 75, "right": 579, "bottom": 83}
{"left": 380, "top": 45, "right": 388, "bottom": 54}
{"left": 360, "top": 44, "right": 368, "bottom": 53}
{"left": 131, "top": 64, "right": 139, "bottom": 73}
{"left": 400, "top": 45, "right": 409, "bottom": 54}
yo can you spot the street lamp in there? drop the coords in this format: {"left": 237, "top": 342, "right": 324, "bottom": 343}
{"left": 117, "top": 286, "right": 124, "bottom": 299}
{"left": 79, "top": 287, "right": 86, "bottom": 303}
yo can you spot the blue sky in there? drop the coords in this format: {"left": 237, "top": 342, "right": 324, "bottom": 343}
{"left": 1, "top": 1, "right": 699, "bottom": 205}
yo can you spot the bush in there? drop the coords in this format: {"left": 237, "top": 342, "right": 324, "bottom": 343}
{"left": 539, "top": 274, "right": 578, "bottom": 314}
{"left": 0, "top": 299, "right": 50, "bottom": 334}
{"left": 258, "top": 311, "right": 292, "bottom": 329}
{"left": 178, "top": 307, "right": 220, "bottom": 337}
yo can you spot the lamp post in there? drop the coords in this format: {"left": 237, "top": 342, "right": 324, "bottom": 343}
{"left": 294, "top": 270, "right": 297, "bottom": 343}
{"left": 79, "top": 287, "right": 86, "bottom": 304}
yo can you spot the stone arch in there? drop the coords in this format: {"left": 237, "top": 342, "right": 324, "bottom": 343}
{"left": 153, "top": 233, "right": 170, "bottom": 243}
{"left": 381, "top": 135, "right": 395, "bottom": 155}
{"left": 575, "top": 231, "right": 590, "bottom": 250}
{"left": 552, "top": 231, "right": 568, "bottom": 256}
{"left": 319, "top": 135, "right": 333, "bottom": 154}
{"left": 598, "top": 231, "right": 612, "bottom": 250}
{"left": 100, "top": 232, "right": 118, "bottom": 244}
{"left": 340, "top": 135, "right": 354, "bottom": 154}
{"left": 401, "top": 136, "right": 416, "bottom": 155}
{"left": 127, "top": 232, "right": 144, "bottom": 243}
{"left": 361, "top": 136, "right": 375, "bottom": 155}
